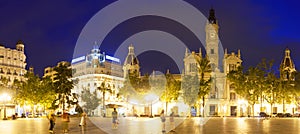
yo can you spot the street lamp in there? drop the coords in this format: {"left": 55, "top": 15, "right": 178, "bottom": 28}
{"left": 0, "top": 93, "right": 11, "bottom": 120}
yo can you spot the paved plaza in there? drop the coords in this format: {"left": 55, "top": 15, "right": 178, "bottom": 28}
{"left": 0, "top": 117, "right": 300, "bottom": 134}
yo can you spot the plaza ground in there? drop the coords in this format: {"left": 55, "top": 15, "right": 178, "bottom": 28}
{"left": 0, "top": 116, "right": 300, "bottom": 134}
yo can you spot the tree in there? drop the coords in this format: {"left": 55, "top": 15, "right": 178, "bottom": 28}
{"left": 39, "top": 77, "right": 56, "bottom": 110}
{"left": 181, "top": 75, "right": 199, "bottom": 117}
{"left": 16, "top": 72, "right": 41, "bottom": 108}
{"left": 278, "top": 79, "right": 295, "bottom": 113}
{"left": 256, "top": 59, "right": 278, "bottom": 115}
{"left": 263, "top": 71, "right": 280, "bottom": 116}
{"left": 97, "top": 80, "right": 112, "bottom": 116}
{"left": 14, "top": 72, "right": 56, "bottom": 115}
{"left": 196, "top": 55, "right": 212, "bottom": 117}
{"left": 119, "top": 72, "right": 152, "bottom": 103}
{"left": 292, "top": 72, "right": 300, "bottom": 109}
{"left": 227, "top": 66, "right": 260, "bottom": 116}
{"left": 52, "top": 63, "right": 77, "bottom": 111}
{"left": 160, "top": 72, "right": 181, "bottom": 115}
{"left": 0, "top": 77, "right": 14, "bottom": 97}
{"left": 118, "top": 73, "right": 137, "bottom": 102}
{"left": 81, "top": 88, "right": 101, "bottom": 116}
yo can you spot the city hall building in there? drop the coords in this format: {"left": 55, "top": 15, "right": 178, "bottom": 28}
{"left": 70, "top": 8, "right": 298, "bottom": 117}
{"left": 120, "top": 9, "right": 298, "bottom": 117}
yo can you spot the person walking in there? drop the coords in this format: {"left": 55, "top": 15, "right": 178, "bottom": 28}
{"left": 49, "top": 113, "right": 56, "bottom": 133}
{"left": 112, "top": 108, "right": 118, "bottom": 129}
{"left": 61, "top": 112, "right": 70, "bottom": 133}
{"left": 170, "top": 111, "right": 175, "bottom": 132}
{"left": 160, "top": 109, "right": 166, "bottom": 133}
{"left": 79, "top": 112, "right": 87, "bottom": 126}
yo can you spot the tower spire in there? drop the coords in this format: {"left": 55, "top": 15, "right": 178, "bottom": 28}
{"left": 285, "top": 48, "right": 290, "bottom": 57}
{"left": 129, "top": 44, "right": 134, "bottom": 54}
{"left": 199, "top": 48, "right": 202, "bottom": 58}
{"left": 208, "top": 8, "right": 217, "bottom": 24}
{"left": 185, "top": 48, "right": 189, "bottom": 57}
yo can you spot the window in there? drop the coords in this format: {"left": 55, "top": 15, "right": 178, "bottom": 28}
{"left": 209, "top": 105, "right": 216, "bottom": 115}
{"left": 230, "top": 84, "right": 235, "bottom": 91}
{"left": 189, "top": 63, "right": 197, "bottom": 72}
{"left": 7, "top": 69, "right": 11, "bottom": 75}
{"left": 230, "top": 92, "right": 236, "bottom": 100}
{"left": 229, "top": 64, "right": 236, "bottom": 71}
{"left": 210, "top": 49, "right": 214, "bottom": 54}
{"left": 210, "top": 93, "right": 216, "bottom": 99}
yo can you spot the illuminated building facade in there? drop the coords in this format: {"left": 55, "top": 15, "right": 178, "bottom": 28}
{"left": 0, "top": 40, "right": 27, "bottom": 84}
{"left": 43, "top": 61, "right": 70, "bottom": 80}
{"left": 71, "top": 46, "right": 124, "bottom": 116}
{"left": 182, "top": 8, "right": 242, "bottom": 117}
{"left": 0, "top": 40, "right": 27, "bottom": 119}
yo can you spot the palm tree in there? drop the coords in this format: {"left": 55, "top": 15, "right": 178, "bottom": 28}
{"left": 97, "top": 80, "right": 112, "bottom": 117}
{"left": 196, "top": 55, "right": 212, "bottom": 117}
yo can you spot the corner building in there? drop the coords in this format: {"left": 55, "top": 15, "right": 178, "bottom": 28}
{"left": 0, "top": 40, "right": 27, "bottom": 84}
{"left": 71, "top": 46, "right": 124, "bottom": 116}
{"left": 0, "top": 40, "right": 27, "bottom": 119}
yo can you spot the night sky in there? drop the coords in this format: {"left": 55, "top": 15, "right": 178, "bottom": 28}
{"left": 1, "top": 0, "right": 300, "bottom": 76}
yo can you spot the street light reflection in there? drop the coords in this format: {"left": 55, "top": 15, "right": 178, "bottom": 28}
{"left": 237, "top": 118, "right": 248, "bottom": 132}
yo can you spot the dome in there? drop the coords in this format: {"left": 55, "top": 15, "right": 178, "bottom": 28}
{"left": 124, "top": 54, "right": 139, "bottom": 65}
{"left": 124, "top": 45, "right": 139, "bottom": 66}
{"left": 16, "top": 40, "right": 24, "bottom": 45}
{"left": 280, "top": 48, "right": 295, "bottom": 69}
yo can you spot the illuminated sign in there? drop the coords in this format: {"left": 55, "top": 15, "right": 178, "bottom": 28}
{"left": 71, "top": 56, "right": 86, "bottom": 64}
{"left": 106, "top": 55, "right": 120, "bottom": 63}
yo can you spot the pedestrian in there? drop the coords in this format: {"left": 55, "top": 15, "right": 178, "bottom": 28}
{"left": 49, "top": 113, "right": 56, "bottom": 133}
{"left": 160, "top": 109, "right": 166, "bottom": 133}
{"left": 170, "top": 111, "right": 175, "bottom": 132}
{"left": 112, "top": 108, "right": 118, "bottom": 129}
{"left": 61, "top": 112, "right": 70, "bottom": 133}
{"left": 79, "top": 112, "right": 87, "bottom": 126}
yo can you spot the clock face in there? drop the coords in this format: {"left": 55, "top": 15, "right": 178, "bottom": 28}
{"left": 210, "top": 33, "right": 215, "bottom": 38}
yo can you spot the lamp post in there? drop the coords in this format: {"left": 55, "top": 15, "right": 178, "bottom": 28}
{"left": 0, "top": 93, "right": 11, "bottom": 120}
{"left": 150, "top": 101, "right": 153, "bottom": 118}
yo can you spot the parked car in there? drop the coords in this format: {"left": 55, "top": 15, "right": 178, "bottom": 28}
{"left": 271, "top": 113, "right": 277, "bottom": 117}
{"left": 293, "top": 113, "right": 300, "bottom": 117}
{"left": 259, "top": 112, "right": 270, "bottom": 117}
{"left": 276, "top": 113, "right": 284, "bottom": 117}
{"left": 284, "top": 113, "right": 292, "bottom": 117}
{"left": 27, "top": 113, "right": 41, "bottom": 118}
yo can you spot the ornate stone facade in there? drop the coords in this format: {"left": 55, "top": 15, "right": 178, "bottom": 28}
{"left": 0, "top": 40, "right": 27, "bottom": 85}
{"left": 183, "top": 8, "right": 242, "bottom": 116}
{"left": 70, "top": 46, "right": 124, "bottom": 116}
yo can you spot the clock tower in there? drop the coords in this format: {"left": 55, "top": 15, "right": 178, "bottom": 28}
{"left": 205, "top": 8, "right": 220, "bottom": 71}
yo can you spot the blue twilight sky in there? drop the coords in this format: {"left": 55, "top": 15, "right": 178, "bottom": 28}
{"left": 0, "top": 0, "right": 300, "bottom": 76}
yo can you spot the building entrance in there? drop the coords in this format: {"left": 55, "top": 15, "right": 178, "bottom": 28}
{"left": 230, "top": 106, "right": 237, "bottom": 116}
